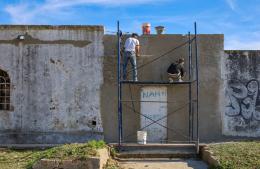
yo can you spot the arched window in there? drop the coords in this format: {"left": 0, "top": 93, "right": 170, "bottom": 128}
{"left": 0, "top": 70, "right": 10, "bottom": 111}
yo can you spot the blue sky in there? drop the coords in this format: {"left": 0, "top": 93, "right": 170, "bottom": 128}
{"left": 0, "top": 0, "right": 259, "bottom": 49}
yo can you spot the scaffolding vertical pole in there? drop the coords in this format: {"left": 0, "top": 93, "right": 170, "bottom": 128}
{"left": 194, "top": 22, "right": 199, "bottom": 153}
{"left": 117, "top": 21, "right": 123, "bottom": 145}
{"left": 188, "top": 32, "right": 192, "bottom": 142}
{"left": 191, "top": 36, "right": 194, "bottom": 141}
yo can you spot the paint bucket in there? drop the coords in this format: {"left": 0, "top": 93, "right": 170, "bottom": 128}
{"left": 137, "top": 131, "right": 147, "bottom": 144}
{"left": 142, "top": 23, "right": 151, "bottom": 35}
{"left": 155, "top": 26, "right": 165, "bottom": 35}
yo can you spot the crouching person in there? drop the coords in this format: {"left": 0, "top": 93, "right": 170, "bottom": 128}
{"left": 167, "top": 58, "right": 185, "bottom": 82}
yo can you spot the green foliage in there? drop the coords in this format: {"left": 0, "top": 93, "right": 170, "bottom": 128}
{"left": 208, "top": 141, "right": 260, "bottom": 169}
{"left": 110, "top": 147, "right": 118, "bottom": 157}
{"left": 87, "top": 140, "right": 106, "bottom": 149}
{"left": 104, "top": 159, "right": 122, "bottom": 169}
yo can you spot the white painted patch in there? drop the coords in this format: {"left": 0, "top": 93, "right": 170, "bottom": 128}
{"left": 140, "top": 86, "right": 167, "bottom": 143}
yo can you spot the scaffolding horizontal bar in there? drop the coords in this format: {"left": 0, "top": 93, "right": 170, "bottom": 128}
{"left": 121, "top": 80, "right": 196, "bottom": 85}
{"left": 121, "top": 100, "right": 189, "bottom": 103}
{"left": 161, "top": 141, "right": 198, "bottom": 144}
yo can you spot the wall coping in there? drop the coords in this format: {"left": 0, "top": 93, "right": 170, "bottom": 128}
{"left": 0, "top": 25, "right": 104, "bottom": 31}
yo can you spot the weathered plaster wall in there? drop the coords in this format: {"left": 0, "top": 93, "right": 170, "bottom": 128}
{"left": 3, "top": 27, "right": 257, "bottom": 144}
{"left": 102, "top": 34, "right": 224, "bottom": 143}
{"left": 223, "top": 50, "right": 260, "bottom": 137}
{"left": 0, "top": 25, "right": 104, "bottom": 144}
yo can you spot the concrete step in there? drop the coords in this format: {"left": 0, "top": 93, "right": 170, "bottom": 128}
{"left": 110, "top": 143, "right": 198, "bottom": 159}
{"left": 117, "top": 158, "right": 185, "bottom": 162}
{"left": 118, "top": 158, "right": 208, "bottom": 169}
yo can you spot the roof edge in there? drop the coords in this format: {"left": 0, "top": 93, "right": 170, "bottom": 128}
{"left": 0, "top": 25, "right": 104, "bottom": 31}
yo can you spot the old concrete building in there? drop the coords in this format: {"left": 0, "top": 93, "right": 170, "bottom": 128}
{"left": 0, "top": 25, "right": 259, "bottom": 144}
{"left": 0, "top": 25, "right": 104, "bottom": 143}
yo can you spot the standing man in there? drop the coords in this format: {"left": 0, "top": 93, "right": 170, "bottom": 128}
{"left": 123, "top": 33, "right": 140, "bottom": 81}
{"left": 167, "top": 58, "right": 186, "bottom": 82}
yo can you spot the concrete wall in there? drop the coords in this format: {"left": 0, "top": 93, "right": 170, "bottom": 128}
{"left": 1, "top": 25, "right": 258, "bottom": 144}
{"left": 0, "top": 25, "right": 104, "bottom": 144}
{"left": 102, "top": 34, "right": 225, "bottom": 143}
{"left": 222, "top": 50, "right": 260, "bottom": 137}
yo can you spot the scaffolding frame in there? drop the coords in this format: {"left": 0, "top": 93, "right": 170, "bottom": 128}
{"left": 117, "top": 21, "right": 200, "bottom": 152}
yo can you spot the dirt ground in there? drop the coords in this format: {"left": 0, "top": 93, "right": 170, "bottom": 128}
{"left": 119, "top": 158, "right": 208, "bottom": 169}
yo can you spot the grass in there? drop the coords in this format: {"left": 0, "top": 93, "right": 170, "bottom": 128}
{"left": 0, "top": 140, "right": 106, "bottom": 169}
{"left": 208, "top": 141, "right": 260, "bottom": 169}
{"left": 104, "top": 158, "right": 122, "bottom": 169}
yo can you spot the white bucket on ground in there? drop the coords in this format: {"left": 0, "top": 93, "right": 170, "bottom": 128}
{"left": 137, "top": 131, "right": 147, "bottom": 144}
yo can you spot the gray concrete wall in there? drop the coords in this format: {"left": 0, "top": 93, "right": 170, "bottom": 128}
{"left": 102, "top": 34, "right": 225, "bottom": 143}
{"left": 222, "top": 50, "right": 260, "bottom": 137}
{"left": 1, "top": 26, "right": 257, "bottom": 144}
{"left": 0, "top": 25, "right": 104, "bottom": 144}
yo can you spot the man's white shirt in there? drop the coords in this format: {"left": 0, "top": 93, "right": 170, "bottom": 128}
{"left": 124, "top": 37, "right": 139, "bottom": 52}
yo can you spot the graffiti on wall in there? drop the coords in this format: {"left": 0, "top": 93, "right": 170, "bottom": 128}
{"left": 225, "top": 79, "right": 260, "bottom": 136}
{"left": 226, "top": 79, "right": 260, "bottom": 121}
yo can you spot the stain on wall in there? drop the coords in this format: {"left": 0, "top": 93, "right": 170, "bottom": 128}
{"left": 0, "top": 33, "right": 91, "bottom": 47}
{"left": 223, "top": 50, "right": 260, "bottom": 137}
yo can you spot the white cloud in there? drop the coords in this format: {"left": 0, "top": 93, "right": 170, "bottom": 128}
{"left": 225, "top": 30, "right": 260, "bottom": 50}
{"left": 225, "top": 37, "right": 260, "bottom": 50}
{"left": 5, "top": 4, "right": 35, "bottom": 24}
{"left": 5, "top": 0, "right": 166, "bottom": 24}
{"left": 226, "top": 0, "right": 236, "bottom": 10}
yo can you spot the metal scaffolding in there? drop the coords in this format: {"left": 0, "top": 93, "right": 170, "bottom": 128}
{"left": 117, "top": 21, "right": 200, "bottom": 152}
